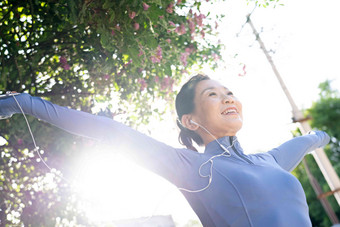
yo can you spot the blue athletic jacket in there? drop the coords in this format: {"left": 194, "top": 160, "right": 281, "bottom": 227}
{"left": 0, "top": 94, "right": 330, "bottom": 227}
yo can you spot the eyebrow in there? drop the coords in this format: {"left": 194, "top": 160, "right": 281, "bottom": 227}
{"left": 200, "top": 86, "right": 229, "bottom": 96}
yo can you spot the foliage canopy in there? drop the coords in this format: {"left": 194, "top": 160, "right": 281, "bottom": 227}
{"left": 0, "top": 0, "right": 225, "bottom": 125}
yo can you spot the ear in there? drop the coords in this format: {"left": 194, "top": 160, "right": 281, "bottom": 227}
{"left": 181, "top": 114, "right": 199, "bottom": 131}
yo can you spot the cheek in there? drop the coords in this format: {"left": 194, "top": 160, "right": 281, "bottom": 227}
{"left": 197, "top": 99, "right": 214, "bottom": 111}
{"left": 235, "top": 101, "right": 243, "bottom": 119}
{"left": 195, "top": 100, "right": 217, "bottom": 121}
{"left": 237, "top": 100, "right": 243, "bottom": 112}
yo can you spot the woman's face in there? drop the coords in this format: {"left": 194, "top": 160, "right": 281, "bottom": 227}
{"left": 191, "top": 79, "right": 243, "bottom": 142}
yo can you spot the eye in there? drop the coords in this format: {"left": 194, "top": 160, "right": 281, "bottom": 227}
{"left": 227, "top": 91, "right": 234, "bottom": 96}
{"left": 209, "top": 92, "right": 217, "bottom": 96}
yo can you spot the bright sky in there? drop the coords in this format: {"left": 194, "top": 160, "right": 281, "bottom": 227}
{"left": 3, "top": 0, "right": 339, "bottom": 226}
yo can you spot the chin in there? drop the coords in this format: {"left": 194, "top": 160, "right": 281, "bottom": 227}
{"left": 229, "top": 121, "right": 243, "bottom": 133}
{"left": 220, "top": 122, "right": 242, "bottom": 136}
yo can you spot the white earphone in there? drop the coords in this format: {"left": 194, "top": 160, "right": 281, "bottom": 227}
{"left": 177, "top": 119, "right": 236, "bottom": 193}
{"left": 190, "top": 119, "right": 198, "bottom": 125}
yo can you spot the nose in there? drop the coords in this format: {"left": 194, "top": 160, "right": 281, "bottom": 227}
{"left": 222, "top": 94, "right": 234, "bottom": 104}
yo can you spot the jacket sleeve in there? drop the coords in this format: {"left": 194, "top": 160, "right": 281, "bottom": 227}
{"left": 0, "top": 93, "right": 193, "bottom": 185}
{"left": 268, "top": 131, "right": 330, "bottom": 172}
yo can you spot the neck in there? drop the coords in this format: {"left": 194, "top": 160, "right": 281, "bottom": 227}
{"left": 201, "top": 131, "right": 237, "bottom": 146}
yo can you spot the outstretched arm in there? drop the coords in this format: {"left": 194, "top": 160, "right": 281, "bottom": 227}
{"left": 0, "top": 93, "right": 191, "bottom": 184}
{"left": 1, "top": 93, "right": 129, "bottom": 141}
{"left": 268, "top": 131, "right": 330, "bottom": 172}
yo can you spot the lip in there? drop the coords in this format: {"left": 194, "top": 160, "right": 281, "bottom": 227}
{"left": 221, "top": 106, "right": 238, "bottom": 115}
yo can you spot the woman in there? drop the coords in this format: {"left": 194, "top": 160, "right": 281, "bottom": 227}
{"left": 0, "top": 74, "right": 330, "bottom": 227}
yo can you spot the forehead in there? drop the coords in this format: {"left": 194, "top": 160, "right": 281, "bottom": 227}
{"left": 196, "top": 79, "right": 229, "bottom": 93}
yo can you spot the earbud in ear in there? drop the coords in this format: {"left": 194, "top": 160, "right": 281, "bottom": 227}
{"left": 190, "top": 120, "right": 199, "bottom": 126}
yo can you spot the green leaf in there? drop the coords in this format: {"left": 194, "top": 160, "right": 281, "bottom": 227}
{"left": 128, "top": 47, "right": 141, "bottom": 65}
{"left": 164, "top": 64, "right": 171, "bottom": 76}
{"left": 147, "top": 5, "right": 163, "bottom": 21}
{"left": 103, "top": 0, "right": 115, "bottom": 9}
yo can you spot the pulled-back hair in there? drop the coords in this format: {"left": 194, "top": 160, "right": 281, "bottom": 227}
{"left": 175, "top": 74, "right": 210, "bottom": 151}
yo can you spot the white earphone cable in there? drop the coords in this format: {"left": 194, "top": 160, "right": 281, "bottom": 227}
{"left": 193, "top": 121, "right": 232, "bottom": 157}
{"left": 8, "top": 93, "right": 236, "bottom": 211}
{"left": 11, "top": 93, "right": 70, "bottom": 184}
{"left": 178, "top": 120, "right": 237, "bottom": 193}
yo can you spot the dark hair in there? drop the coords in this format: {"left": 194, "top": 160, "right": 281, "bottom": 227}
{"left": 175, "top": 74, "right": 210, "bottom": 151}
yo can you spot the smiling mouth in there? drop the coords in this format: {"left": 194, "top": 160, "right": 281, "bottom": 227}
{"left": 221, "top": 107, "right": 238, "bottom": 115}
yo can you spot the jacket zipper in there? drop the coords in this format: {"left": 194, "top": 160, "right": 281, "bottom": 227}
{"left": 229, "top": 136, "right": 254, "bottom": 164}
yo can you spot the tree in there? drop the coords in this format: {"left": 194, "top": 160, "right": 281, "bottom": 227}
{"left": 292, "top": 80, "right": 340, "bottom": 227}
{"left": 0, "top": 0, "right": 225, "bottom": 125}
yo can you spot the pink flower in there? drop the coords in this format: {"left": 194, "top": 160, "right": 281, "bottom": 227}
{"left": 195, "top": 13, "right": 205, "bottom": 27}
{"left": 238, "top": 64, "right": 247, "bottom": 76}
{"left": 62, "top": 64, "right": 71, "bottom": 70}
{"left": 188, "top": 18, "right": 195, "bottom": 34}
{"left": 180, "top": 52, "right": 189, "bottom": 66}
{"left": 103, "top": 74, "right": 110, "bottom": 80}
{"left": 161, "top": 76, "right": 174, "bottom": 91}
{"left": 175, "top": 24, "right": 186, "bottom": 35}
{"left": 155, "top": 76, "right": 159, "bottom": 83}
{"left": 161, "top": 76, "right": 170, "bottom": 90}
{"left": 150, "top": 46, "right": 163, "bottom": 63}
{"left": 138, "top": 50, "right": 144, "bottom": 57}
{"left": 166, "top": 39, "right": 171, "bottom": 44}
{"left": 168, "top": 21, "right": 176, "bottom": 27}
{"left": 60, "top": 56, "right": 67, "bottom": 65}
{"left": 60, "top": 56, "right": 71, "bottom": 70}
{"left": 200, "top": 30, "right": 205, "bottom": 38}
{"left": 129, "top": 11, "right": 136, "bottom": 19}
{"left": 187, "top": 44, "right": 195, "bottom": 53}
{"left": 150, "top": 56, "right": 160, "bottom": 63}
{"left": 134, "top": 23, "right": 140, "bottom": 30}
{"left": 138, "top": 78, "right": 148, "bottom": 91}
{"left": 156, "top": 46, "right": 162, "bottom": 59}
{"left": 159, "top": 15, "right": 164, "bottom": 19}
{"left": 143, "top": 2, "right": 150, "bottom": 11}
{"left": 111, "top": 30, "right": 115, "bottom": 36}
{"left": 212, "top": 53, "right": 220, "bottom": 61}
{"left": 166, "top": 3, "right": 174, "bottom": 13}
{"left": 17, "top": 138, "right": 23, "bottom": 145}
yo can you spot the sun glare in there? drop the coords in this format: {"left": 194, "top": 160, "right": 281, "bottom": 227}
{"left": 70, "top": 147, "right": 180, "bottom": 224}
